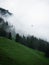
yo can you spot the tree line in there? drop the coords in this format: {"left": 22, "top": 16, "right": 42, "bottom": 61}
{"left": 15, "top": 33, "right": 49, "bottom": 57}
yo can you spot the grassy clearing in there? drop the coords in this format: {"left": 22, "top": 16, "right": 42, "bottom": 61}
{"left": 0, "top": 37, "right": 49, "bottom": 65}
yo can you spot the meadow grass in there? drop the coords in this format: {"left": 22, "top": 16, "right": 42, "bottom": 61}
{"left": 0, "top": 37, "right": 49, "bottom": 65}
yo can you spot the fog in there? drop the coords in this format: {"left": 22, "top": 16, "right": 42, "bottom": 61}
{"left": 0, "top": 0, "right": 49, "bottom": 41}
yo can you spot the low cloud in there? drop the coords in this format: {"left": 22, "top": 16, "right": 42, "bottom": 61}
{"left": 0, "top": 0, "right": 49, "bottom": 41}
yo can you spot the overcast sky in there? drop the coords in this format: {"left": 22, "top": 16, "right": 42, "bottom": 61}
{"left": 0, "top": 0, "right": 49, "bottom": 41}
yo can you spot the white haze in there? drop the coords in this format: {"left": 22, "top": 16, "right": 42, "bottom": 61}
{"left": 0, "top": 0, "right": 49, "bottom": 41}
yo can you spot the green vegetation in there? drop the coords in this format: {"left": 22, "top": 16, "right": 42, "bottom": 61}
{"left": 0, "top": 37, "right": 49, "bottom": 65}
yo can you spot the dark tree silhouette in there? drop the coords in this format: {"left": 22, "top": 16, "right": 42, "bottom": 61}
{"left": 0, "top": 18, "right": 6, "bottom": 37}
{"left": 8, "top": 32, "right": 12, "bottom": 40}
{"left": 15, "top": 34, "right": 21, "bottom": 42}
{"left": 45, "top": 43, "right": 49, "bottom": 57}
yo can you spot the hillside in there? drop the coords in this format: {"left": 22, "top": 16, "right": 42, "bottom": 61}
{"left": 0, "top": 8, "right": 12, "bottom": 16}
{"left": 0, "top": 37, "right": 49, "bottom": 65}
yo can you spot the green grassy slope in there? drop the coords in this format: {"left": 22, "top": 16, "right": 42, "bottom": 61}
{"left": 0, "top": 37, "right": 49, "bottom": 65}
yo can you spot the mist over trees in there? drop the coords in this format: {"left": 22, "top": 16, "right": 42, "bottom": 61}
{"left": 0, "top": 8, "right": 12, "bottom": 17}
{"left": 0, "top": 8, "right": 13, "bottom": 39}
{"left": 0, "top": 18, "right": 8, "bottom": 37}
{"left": 0, "top": 8, "right": 49, "bottom": 58}
{"left": 0, "top": 17, "right": 12, "bottom": 39}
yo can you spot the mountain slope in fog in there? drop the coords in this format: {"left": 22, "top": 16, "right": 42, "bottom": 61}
{"left": 0, "top": 8, "right": 12, "bottom": 16}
